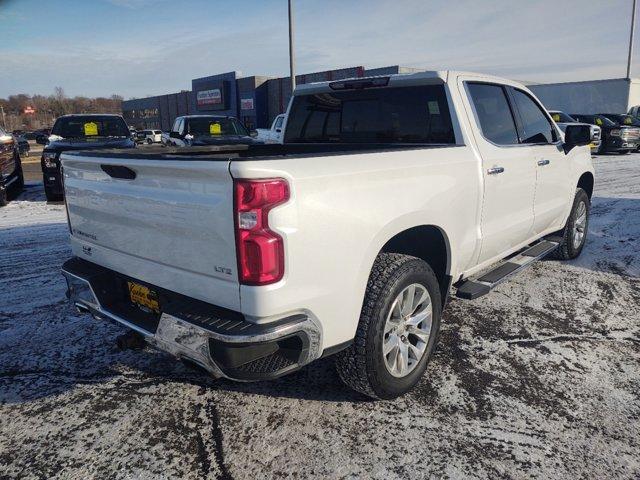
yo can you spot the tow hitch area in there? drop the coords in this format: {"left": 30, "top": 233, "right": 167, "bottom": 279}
{"left": 61, "top": 257, "right": 323, "bottom": 381}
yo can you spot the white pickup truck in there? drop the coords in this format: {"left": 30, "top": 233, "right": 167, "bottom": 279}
{"left": 255, "top": 114, "right": 286, "bottom": 144}
{"left": 61, "top": 71, "right": 594, "bottom": 399}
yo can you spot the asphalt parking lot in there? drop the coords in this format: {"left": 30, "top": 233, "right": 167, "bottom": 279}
{"left": 1, "top": 154, "right": 639, "bottom": 479}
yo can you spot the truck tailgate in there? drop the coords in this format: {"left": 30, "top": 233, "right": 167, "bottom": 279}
{"left": 62, "top": 153, "right": 240, "bottom": 310}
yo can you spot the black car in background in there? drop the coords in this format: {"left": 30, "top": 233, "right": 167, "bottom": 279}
{"left": 167, "top": 115, "right": 262, "bottom": 147}
{"left": 571, "top": 113, "right": 640, "bottom": 154}
{"left": 39, "top": 114, "right": 135, "bottom": 201}
{"left": 600, "top": 114, "right": 640, "bottom": 152}
{"left": 0, "top": 126, "right": 24, "bottom": 206}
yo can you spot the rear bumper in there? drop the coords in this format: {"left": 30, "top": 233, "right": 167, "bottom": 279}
{"left": 61, "top": 257, "right": 323, "bottom": 381}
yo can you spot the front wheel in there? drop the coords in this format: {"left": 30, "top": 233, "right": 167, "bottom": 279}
{"left": 551, "top": 188, "right": 590, "bottom": 260}
{"left": 618, "top": 150, "right": 630, "bottom": 155}
{"left": 335, "top": 253, "right": 442, "bottom": 399}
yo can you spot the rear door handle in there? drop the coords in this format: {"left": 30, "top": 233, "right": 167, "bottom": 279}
{"left": 537, "top": 159, "right": 550, "bottom": 166}
{"left": 487, "top": 166, "right": 504, "bottom": 175}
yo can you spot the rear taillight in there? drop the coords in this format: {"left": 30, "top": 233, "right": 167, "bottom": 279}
{"left": 234, "top": 178, "right": 289, "bottom": 285}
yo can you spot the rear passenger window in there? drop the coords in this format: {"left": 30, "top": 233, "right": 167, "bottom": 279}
{"left": 512, "top": 89, "right": 556, "bottom": 143}
{"left": 284, "top": 85, "right": 455, "bottom": 144}
{"left": 467, "top": 83, "right": 519, "bottom": 145}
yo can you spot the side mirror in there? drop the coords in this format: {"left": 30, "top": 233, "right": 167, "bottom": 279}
{"left": 249, "top": 130, "right": 258, "bottom": 138}
{"left": 563, "top": 124, "right": 591, "bottom": 153}
{"left": 169, "top": 131, "right": 181, "bottom": 139}
{"left": 36, "top": 135, "right": 48, "bottom": 145}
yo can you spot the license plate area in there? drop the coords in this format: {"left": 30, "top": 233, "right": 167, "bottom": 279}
{"left": 128, "top": 281, "right": 161, "bottom": 314}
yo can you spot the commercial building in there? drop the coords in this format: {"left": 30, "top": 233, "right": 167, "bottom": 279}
{"left": 122, "top": 65, "right": 424, "bottom": 131}
{"left": 124, "top": 66, "right": 640, "bottom": 132}
{"left": 528, "top": 78, "right": 640, "bottom": 114}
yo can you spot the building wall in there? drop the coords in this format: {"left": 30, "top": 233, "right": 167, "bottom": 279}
{"left": 191, "top": 71, "right": 238, "bottom": 118}
{"left": 123, "top": 65, "right": 431, "bottom": 131}
{"left": 265, "top": 66, "right": 365, "bottom": 124}
{"left": 237, "top": 76, "right": 272, "bottom": 129}
{"left": 628, "top": 79, "right": 640, "bottom": 113}
{"left": 364, "top": 65, "right": 423, "bottom": 76}
{"left": 529, "top": 78, "right": 632, "bottom": 114}
{"left": 121, "top": 96, "right": 161, "bottom": 129}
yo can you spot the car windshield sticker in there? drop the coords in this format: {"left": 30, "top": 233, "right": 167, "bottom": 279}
{"left": 624, "top": 117, "right": 632, "bottom": 124}
{"left": 84, "top": 122, "right": 98, "bottom": 136}
{"left": 552, "top": 114, "right": 560, "bottom": 122}
{"left": 428, "top": 101, "right": 440, "bottom": 115}
{"left": 595, "top": 118, "right": 603, "bottom": 126}
{"left": 210, "top": 122, "right": 221, "bottom": 135}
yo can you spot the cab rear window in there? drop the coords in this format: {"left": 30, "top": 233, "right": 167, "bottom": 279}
{"left": 284, "top": 85, "right": 455, "bottom": 144}
{"left": 51, "top": 116, "right": 129, "bottom": 138}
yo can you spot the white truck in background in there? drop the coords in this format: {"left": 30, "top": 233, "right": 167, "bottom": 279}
{"left": 548, "top": 110, "right": 601, "bottom": 154}
{"left": 61, "top": 71, "right": 594, "bottom": 399}
{"left": 255, "top": 114, "right": 286, "bottom": 144}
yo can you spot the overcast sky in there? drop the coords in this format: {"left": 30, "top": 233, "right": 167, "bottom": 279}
{"left": 0, "top": 0, "right": 637, "bottom": 98}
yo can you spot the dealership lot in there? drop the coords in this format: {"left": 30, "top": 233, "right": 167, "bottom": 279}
{"left": 0, "top": 154, "right": 639, "bottom": 479}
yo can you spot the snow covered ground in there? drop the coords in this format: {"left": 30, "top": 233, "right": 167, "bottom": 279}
{"left": 1, "top": 155, "right": 639, "bottom": 479}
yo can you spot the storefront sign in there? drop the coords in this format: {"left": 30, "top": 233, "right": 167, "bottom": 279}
{"left": 240, "top": 98, "right": 254, "bottom": 110}
{"left": 197, "top": 89, "right": 222, "bottom": 106}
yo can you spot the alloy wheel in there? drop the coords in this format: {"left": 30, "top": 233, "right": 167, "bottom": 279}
{"left": 382, "top": 283, "right": 433, "bottom": 378}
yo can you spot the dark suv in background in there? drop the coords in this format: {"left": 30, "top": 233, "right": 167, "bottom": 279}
{"left": 39, "top": 114, "right": 135, "bottom": 201}
{"left": 571, "top": 113, "right": 640, "bottom": 154}
{"left": 600, "top": 114, "right": 640, "bottom": 152}
{"left": 0, "top": 126, "right": 24, "bottom": 206}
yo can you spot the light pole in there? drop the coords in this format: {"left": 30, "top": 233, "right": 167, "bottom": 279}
{"left": 288, "top": 0, "right": 296, "bottom": 92}
{"left": 627, "top": 0, "right": 637, "bottom": 79}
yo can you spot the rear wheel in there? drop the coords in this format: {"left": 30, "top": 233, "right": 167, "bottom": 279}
{"left": 551, "top": 188, "right": 590, "bottom": 260}
{"left": 335, "top": 253, "right": 442, "bottom": 399}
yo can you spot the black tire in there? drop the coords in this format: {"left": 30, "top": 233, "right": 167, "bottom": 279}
{"left": 551, "top": 188, "right": 590, "bottom": 260}
{"left": 146, "top": 138, "right": 152, "bottom": 144}
{"left": 619, "top": 150, "right": 630, "bottom": 155}
{"left": 0, "top": 185, "right": 7, "bottom": 207}
{"left": 335, "top": 253, "right": 442, "bottom": 400}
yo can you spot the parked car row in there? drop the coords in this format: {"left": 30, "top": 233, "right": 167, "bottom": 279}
{"left": 548, "top": 111, "right": 640, "bottom": 154}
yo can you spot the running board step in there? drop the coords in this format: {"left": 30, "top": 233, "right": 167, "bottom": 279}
{"left": 455, "top": 240, "right": 559, "bottom": 300}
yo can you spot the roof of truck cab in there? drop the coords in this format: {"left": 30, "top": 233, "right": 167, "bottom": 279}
{"left": 293, "top": 70, "right": 528, "bottom": 95}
